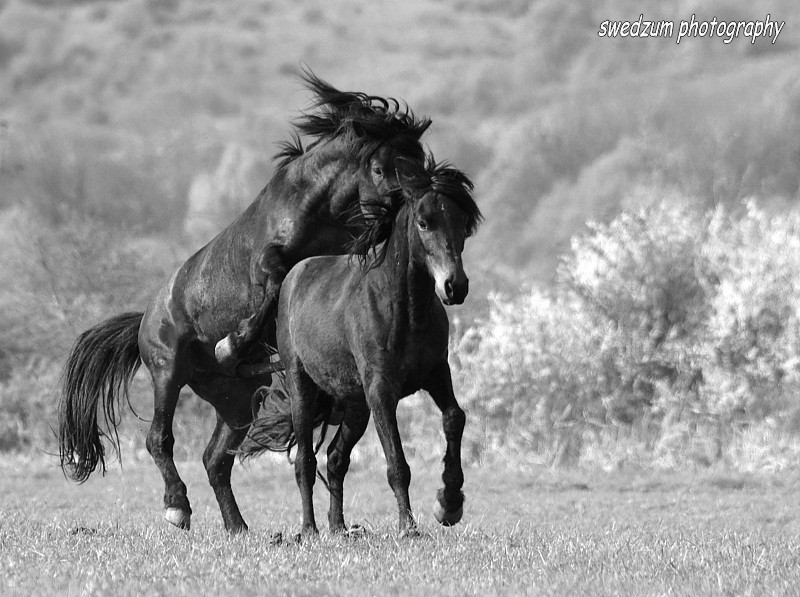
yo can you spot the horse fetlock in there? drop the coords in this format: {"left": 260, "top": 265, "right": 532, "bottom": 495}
{"left": 164, "top": 508, "right": 192, "bottom": 530}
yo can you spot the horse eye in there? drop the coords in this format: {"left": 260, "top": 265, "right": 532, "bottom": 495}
{"left": 372, "top": 167, "right": 383, "bottom": 177}
{"left": 417, "top": 219, "right": 429, "bottom": 231}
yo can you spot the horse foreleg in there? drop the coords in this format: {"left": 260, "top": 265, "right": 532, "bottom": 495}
{"left": 326, "top": 400, "right": 370, "bottom": 534}
{"left": 146, "top": 368, "right": 192, "bottom": 530}
{"left": 202, "top": 410, "right": 251, "bottom": 534}
{"left": 423, "top": 362, "right": 465, "bottom": 527}
{"left": 367, "top": 379, "right": 416, "bottom": 536}
{"left": 215, "top": 246, "right": 286, "bottom": 370}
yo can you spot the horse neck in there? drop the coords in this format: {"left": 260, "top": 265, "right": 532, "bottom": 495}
{"left": 276, "top": 139, "right": 361, "bottom": 217}
{"left": 380, "top": 204, "right": 435, "bottom": 332}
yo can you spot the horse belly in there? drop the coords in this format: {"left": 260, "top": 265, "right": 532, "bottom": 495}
{"left": 297, "top": 336, "right": 363, "bottom": 399}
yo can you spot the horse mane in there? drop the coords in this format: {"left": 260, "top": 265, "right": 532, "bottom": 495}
{"left": 347, "top": 156, "right": 482, "bottom": 268}
{"left": 273, "top": 131, "right": 304, "bottom": 171}
{"left": 274, "top": 68, "right": 431, "bottom": 170}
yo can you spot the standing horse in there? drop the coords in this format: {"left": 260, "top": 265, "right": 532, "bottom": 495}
{"left": 58, "top": 71, "right": 430, "bottom": 534}
{"left": 240, "top": 160, "right": 481, "bottom": 537}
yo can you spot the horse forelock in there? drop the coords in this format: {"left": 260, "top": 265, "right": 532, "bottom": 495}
{"left": 346, "top": 156, "right": 481, "bottom": 267}
{"left": 403, "top": 156, "right": 483, "bottom": 237}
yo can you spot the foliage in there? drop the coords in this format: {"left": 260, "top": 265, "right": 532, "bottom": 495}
{"left": 2, "top": 0, "right": 800, "bottom": 471}
{"left": 453, "top": 201, "right": 800, "bottom": 468}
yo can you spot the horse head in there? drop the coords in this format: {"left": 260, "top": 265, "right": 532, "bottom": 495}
{"left": 407, "top": 160, "right": 482, "bottom": 305}
{"left": 294, "top": 69, "right": 431, "bottom": 220}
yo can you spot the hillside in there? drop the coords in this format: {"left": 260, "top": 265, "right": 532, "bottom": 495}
{"left": 2, "top": 0, "right": 800, "bottom": 464}
{"left": 2, "top": 0, "right": 799, "bottom": 284}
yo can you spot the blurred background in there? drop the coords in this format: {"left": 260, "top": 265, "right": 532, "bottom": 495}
{"left": 2, "top": 0, "right": 800, "bottom": 470}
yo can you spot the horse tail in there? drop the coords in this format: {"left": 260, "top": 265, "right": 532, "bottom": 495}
{"left": 237, "top": 386, "right": 333, "bottom": 460}
{"left": 59, "top": 312, "right": 144, "bottom": 482}
{"left": 237, "top": 386, "right": 296, "bottom": 459}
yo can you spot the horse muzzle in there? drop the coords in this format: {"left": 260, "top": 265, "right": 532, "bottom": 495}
{"left": 439, "top": 274, "right": 469, "bottom": 306}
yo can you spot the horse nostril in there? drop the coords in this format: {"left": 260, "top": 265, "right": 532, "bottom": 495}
{"left": 444, "top": 279, "right": 454, "bottom": 298}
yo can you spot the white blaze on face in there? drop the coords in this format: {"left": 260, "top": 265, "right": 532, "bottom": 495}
{"left": 428, "top": 198, "right": 467, "bottom": 304}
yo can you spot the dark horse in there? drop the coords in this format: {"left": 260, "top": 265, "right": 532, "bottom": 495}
{"left": 58, "top": 71, "right": 431, "bottom": 533}
{"left": 240, "top": 159, "right": 481, "bottom": 537}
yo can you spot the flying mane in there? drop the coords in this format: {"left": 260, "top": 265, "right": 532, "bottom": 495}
{"left": 274, "top": 68, "right": 432, "bottom": 171}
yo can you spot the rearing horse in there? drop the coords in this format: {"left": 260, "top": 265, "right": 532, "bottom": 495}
{"left": 240, "top": 159, "right": 482, "bottom": 537}
{"left": 58, "top": 71, "right": 430, "bottom": 533}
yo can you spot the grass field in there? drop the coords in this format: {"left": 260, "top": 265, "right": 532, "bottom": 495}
{"left": 1, "top": 456, "right": 799, "bottom": 596}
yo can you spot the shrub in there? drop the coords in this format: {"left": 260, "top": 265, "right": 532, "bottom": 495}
{"left": 703, "top": 203, "right": 800, "bottom": 418}
{"left": 453, "top": 200, "right": 800, "bottom": 469}
{"left": 453, "top": 290, "right": 614, "bottom": 465}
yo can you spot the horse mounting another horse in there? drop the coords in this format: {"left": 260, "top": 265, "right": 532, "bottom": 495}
{"left": 58, "top": 71, "right": 433, "bottom": 534}
{"left": 239, "top": 157, "right": 482, "bottom": 538}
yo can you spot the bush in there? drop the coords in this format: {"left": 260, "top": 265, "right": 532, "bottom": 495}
{"left": 453, "top": 200, "right": 800, "bottom": 469}
{"left": 453, "top": 290, "right": 614, "bottom": 465}
{"left": 703, "top": 203, "right": 800, "bottom": 417}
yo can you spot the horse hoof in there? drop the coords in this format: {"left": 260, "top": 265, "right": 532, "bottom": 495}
{"left": 165, "top": 508, "right": 191, "bottom": 530}
{"left": 398, "top": 526, "right": 421, "bottom": 539}
{"left": 433, "top": 501, "right": 463, "bottom": 527}
{"left": 227, "top": 523, "right": 248, "bottom": 535}
{"left": 345, "top": 524, "right": 367, "bottom": 538}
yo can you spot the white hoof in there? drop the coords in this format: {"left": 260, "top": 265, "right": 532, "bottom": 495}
{"left": 215, "top": 336, "right": 234, "bottom": 364}
{"left": 165, "top": 508, "right": 191, "bottom": 530}
{"left": 433, "top": 500, "right": 463, "bottom": 527}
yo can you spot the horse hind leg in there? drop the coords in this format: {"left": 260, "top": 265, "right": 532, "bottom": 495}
{"left": 189, "top": 374, "right": 261, "bottom": 534}
{"left": 202, "top": 411, "right": 251, "bottom": 534}
{"left": 145, "top": 364, "right": 192, "bottom": 530}
{"left": 287, "top": 366, "right": 321, "bottom": 539}
{"left": 326, "top": 400, "right": 370, "bottom": 534}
